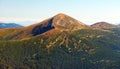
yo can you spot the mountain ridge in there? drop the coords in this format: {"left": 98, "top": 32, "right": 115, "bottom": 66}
{"left": 14, "top": 13, "right": 87, "bottom": 38}
{"left": 91, "top": 22, "right": 119, "bottom": 29}
{"left": 0, "top": 22, "right": 23, "bottom": 29}
{"left": 0, "top": 14, "right": 120, "bottom": 40}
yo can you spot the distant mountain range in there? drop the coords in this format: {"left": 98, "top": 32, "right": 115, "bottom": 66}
{"left": 0, "top": 22, "right": 23, "bottom": 29}
{"left": 0, "top": 13, "right": 120, "bottom": 69}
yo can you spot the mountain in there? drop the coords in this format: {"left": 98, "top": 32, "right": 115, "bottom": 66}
{"left": 0, "top": 22, "right": 23, "bottom": 29}
{"left": 24, "top": 13, "right": 88, "bottom": 36}
{"left": 0, "top": 13, "right": 88, "bottom": 40}
{"left": 0, "top": 13, "right": 120, "bottom": 69}
{"left": 91, "top": 22, "right": 118, "bottom": 29}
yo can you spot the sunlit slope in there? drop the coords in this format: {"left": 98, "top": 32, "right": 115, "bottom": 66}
{"left": 0, "top": 29, "right": 120, "bottom": 69}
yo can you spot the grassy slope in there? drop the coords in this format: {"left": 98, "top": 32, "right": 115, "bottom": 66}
{"left": 0, "top": 29, "right": 120, "bottom": 69}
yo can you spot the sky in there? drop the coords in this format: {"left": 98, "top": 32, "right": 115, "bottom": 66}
{"left": 0, "top": 0, "right": 120, "bottom": 26}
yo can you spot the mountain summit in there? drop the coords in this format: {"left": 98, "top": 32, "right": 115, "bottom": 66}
{"left": 24, "top": 13, "right": 88, "bottom": 36}
{"left": 0, "top": 13, "right": 88, "bottom": 39}
{"left": 52, "top": 13, "right": 87, "bottom": 29}
{"left": 91, "top": 22, "right": 118, "bottom": 29}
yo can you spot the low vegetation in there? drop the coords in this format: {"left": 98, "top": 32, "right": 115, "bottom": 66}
{"left": 0, "top": 29, "right": 120, "bottom": 69}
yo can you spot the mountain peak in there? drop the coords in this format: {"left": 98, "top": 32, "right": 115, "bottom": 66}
{"left": 93, "top": 22, "right": 111, "bottom": 25}
{"left": 91, "top": 22, "right": 118, "bottom": 29}
{"left": 52, "top": 13, "right": 87, "bottom": 29}
{"left": 55, "top": 13, "right": 67, "bottom": 17}
{"left": 24, "top": 13, "right": 88, "bottom": 36}
{"left": 53, "top": 13, "right": 72, "bottom": 20}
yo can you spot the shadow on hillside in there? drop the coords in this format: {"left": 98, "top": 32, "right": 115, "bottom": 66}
{"left": 32, "top": 18, "right": 54, "bottom": 36}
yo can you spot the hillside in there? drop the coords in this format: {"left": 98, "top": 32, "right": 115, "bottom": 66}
{"left": 0, "top": 13, "right": 88, "bottom": 40}
{"left": 0, "top": 23, "right": 23, "bottom": 29}
{"left": 0, "top": 14, "right": 120, "bottom": 69}
{"left": 0, "top": 29, "right": 120, "bottom": 69}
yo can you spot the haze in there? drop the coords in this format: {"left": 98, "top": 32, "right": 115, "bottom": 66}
{"left": 0, "top": 0, "right": 120, "bottom": 26}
